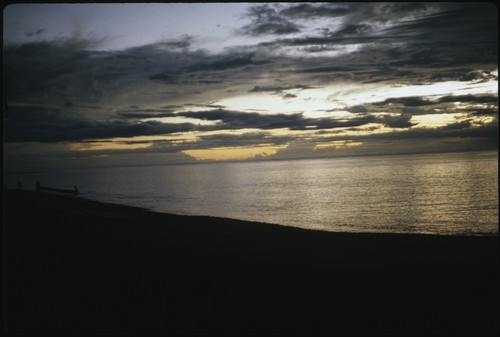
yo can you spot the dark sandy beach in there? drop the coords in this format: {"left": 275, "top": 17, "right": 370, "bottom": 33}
{"left": 3, "top": 189, "right": 498, "bottom": 335}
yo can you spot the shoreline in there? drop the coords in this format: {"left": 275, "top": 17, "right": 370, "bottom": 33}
{"left": 76, "top": 188, "right": 499, "bottom": 237}
{"left": 6, "top": 185, "right": 498, "bottom": 237}
{"left": 4, "top": 189, "right": 498, "bottom": 335}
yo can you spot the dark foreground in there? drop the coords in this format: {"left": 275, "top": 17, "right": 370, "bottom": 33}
{"left": 4, "top": 190, "right": 498, "bottom": 335}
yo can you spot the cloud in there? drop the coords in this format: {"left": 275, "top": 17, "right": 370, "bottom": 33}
{"left": 3, "top": 3, "right": 497, "bottom": 169}
{"left": 332, "top": 122, "right": 497, "bottom": 143}
{"left": 346, "top": 105, "right": 369, "bottom": 113}
{"left": 279, "top": 3, "right": 429, "bottom": 23}
{"left": 194, "top": 131, "right": 291, "bottom": 149}
{"left": 295, "top": 65, "right": 360, "bottom": 73}
{"left": 4, "top": 38, "right": 167, "bottom": 105}
{"left": 439, "top": 120, "right": 473, "bottom": 130}
{"left": 334, "top": 24, "right": 372, "bottom": 37}
{"left": 381, "top": 4, "right": 497, "bottom": 68}
{"left": 7, "top": 91, "right": 495, "bottom": 143}
{"left": 3, "top": 141, "right": 198, "bottom": 173}
{"left": 26, "top": 28, "right": 45, "bottom": 37}
{"left": 257, "top": 2, "right": 497, "bottom": 86}
{"left": 378, "top": 114, "right": 417, "bottom": 129}
{"left": 158, "top": 34, "right": 194, "bottom": 49}
{"left": 116, "top": 109, "right": 176, "bottom": 119}
{"left": 185, "top": 52, "right": 270, "bottom": 72}
{"left": 3, "top": 104, "right": 196, "bottom": 142}
{"left": 428, "top": 69, "right": 498, "bottom": 83}
{"left": 437, "top": 94, "right": 498, "bottom": 104}
{"left": 174, "top": 109, "right": 380, "bottom": 131}
{"left": 4, "top": 34, "right": 284, "bottom": 123}
{"left": 240, "top": 4, "right": 302, "bottom": 36}
{"left": 249, "top": 84, "right": 313, "bottom": 93}
{"left": 2, "top": 102, "right": 379, "bottom": 143}
{"left": 469, "top": 108, "right": 498, "bottom": 117}
{"left": 343, "top": 94, "right": 498, "bottom": 115}
{"left": 279, "top": 3, "right": 349, "bottom": 19}
{"left": 176, "top": 109, "right": 305, "bottom": 130}
{"left": 375, "top": 96, "right": 435, "bottom": 107}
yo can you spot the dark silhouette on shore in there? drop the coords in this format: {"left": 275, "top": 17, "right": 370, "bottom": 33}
{"left": 4, "top": 189, "right": 498, "bottom": 335}
{"left": 35, "top": 181, "right": 78, "bottom": 195}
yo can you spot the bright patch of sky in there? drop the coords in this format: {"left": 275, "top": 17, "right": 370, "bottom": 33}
{"left": 217, "top": 78, "right": 498, "bottom": 118}
{"left": 3, "top": 3, "right": 254, "bottom": 52}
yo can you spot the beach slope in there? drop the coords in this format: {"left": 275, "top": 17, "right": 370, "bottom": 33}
{"left": 3, "top": 189, "right": 498, "bottom": 335}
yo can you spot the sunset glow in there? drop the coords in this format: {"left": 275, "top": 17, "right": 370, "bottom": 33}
{"left": 183, "top": 145, "right": 287, "bottom": 161}
{"left": 3, "top": 2, "right": 497, "bottom": 172}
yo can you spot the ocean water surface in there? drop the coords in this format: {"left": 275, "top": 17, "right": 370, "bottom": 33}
{"left": 5, "top": 151, "right": 498, "bottom": 235}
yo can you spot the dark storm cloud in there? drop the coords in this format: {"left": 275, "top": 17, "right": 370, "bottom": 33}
{"left": 378, "top": 114, "right": 417, "bottom": 129}
{"left": 346, "top": 105, "right": 368, "bottom": 113}
{"left": 392, "top": 123, "right": 498, "bottom": 141}
{"left": 26, "top": 29, "right": 45, "bottom": 37}
{"left": 295, "top": 65, "right": 359, "bottom": 73}
{"left": 4, "top": 40, "right": 98, "bottom": 100}
{"left": 260, "top": 2, "right": 497, "bottom": 85}
{"left": 173, "top": 109, "right": 380, "bottom": 131}
{"left": 176, "top": 109, "right": 304, "bottom": 130}
{"left": 469, "top": 108, "right": 498, "bottom": 117}
{"left": 458, "top": 70, "right": 498, "bottom": 82}
{"left": 279, "top": 3, "right": 349, "bottom": 19}
{"left": 5, "top": 2, "right": 496, "bottom": 104}
{"left": 286, "top": 110, "right": 496, "bottom": 158}
{"left": 147, "top": 51, "right": 275, "bottom": 86}
{"left": 241, "top": 4, "right": 302, "bottom": 36}
{"left": 3, "top": 105, "right": 196, "bottom": 142}
{"left": 395, "top": 94, "right": 500, "bottom": 106}
{"left": 249, "top": 84, "right": 313, "bottom": 93}
{"left": 279, "top": 2, "right": 431, "bottom": 22}
{"left": 256, "top": 2, "right": 435, "bottom": 47}
{"left": 334, "top": 24, "right": 372, "bottom": 37}
{"left": 287, "top": 61, "right": 427, "bottom": 85}
{"left": 160, "top": 34, "right": 194, "bottom": 49}
{"left": 345, "top": 94, "right": 498, "bottom": 114}
{"left": 4, "top": 101, "right": 388, "bottom": 143}
{"left": 375, "top": 96, "right": 435, "bottom": 107}
{"left": 117, "top": 110, "right": 176, "bottom": 119}
{"left": 261, "top": 35, "right": 390, "bottom": 49}
{"left": 439, "top": 120, "right": 473, "bottom": 130}
{"left": 309, "top": 122, "right": 498, "bottom": 150}
{"left": 195, "top": 131, "right": 292, "bottom": 149}
{"left": 427, "top": 69, "right": 498, "bottom": 83}
{"left": 14, "top": 93, "right": 496, "bottom": 143}
{"left": 380, "top": 4, "right": 497, "bottom": 68}
{"left": 185, "top": 52, "right": 270, "bottom": 72}
{"left": 3, "top": 38, "right": 179, "bottom": 102}
{"left": 3, "top": 35, "right": 277, "bottom": 107}
{"left": 437, "top": 95, "right": 498, "bottom": 104}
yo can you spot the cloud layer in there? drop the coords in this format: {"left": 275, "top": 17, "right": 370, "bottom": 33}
{"left": 3, "top": 2, "right": 498, "bottom": 169}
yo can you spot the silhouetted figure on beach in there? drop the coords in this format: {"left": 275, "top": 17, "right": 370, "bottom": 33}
{"left": 74, "top": 186, "right": 79, "bottom": 194}
{"left": 18, "top": 181, "right": 22, "bottom": 190}
{"left": 36, "top": 181, "right": 41, "bottom": 192}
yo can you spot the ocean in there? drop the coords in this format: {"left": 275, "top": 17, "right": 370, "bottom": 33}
{"left": 4, "top": 151, "right": 498, "bottom": 235}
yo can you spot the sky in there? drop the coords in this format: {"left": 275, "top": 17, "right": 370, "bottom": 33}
{"left": 3, "top": 2, "right": 498, "bottom": 172}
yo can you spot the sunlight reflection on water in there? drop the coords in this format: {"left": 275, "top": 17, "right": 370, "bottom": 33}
{"left": 5, "top": 151, "right": 498, "bottom": 235}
